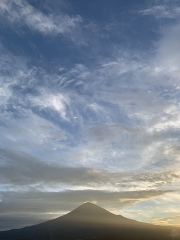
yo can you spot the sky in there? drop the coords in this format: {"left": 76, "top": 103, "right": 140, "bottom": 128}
{"left": 1, "top": 0, "right": 180, "bottom": 231}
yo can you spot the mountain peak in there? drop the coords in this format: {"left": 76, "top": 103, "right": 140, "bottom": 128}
{"left": 80, "top": 201, "right": 99, "bottom": 208}
{"left": 82, "top": 201, "right": 95, "bottom": 205}
{"left": 64, "top": 202, "right": 115, "bottom": 222}
{"left": 72, "top": 202, "right": 108, "bottom": 211}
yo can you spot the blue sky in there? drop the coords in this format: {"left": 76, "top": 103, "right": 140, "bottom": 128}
{"left": 1, "top": 0, "right": 180, "bottom": 230}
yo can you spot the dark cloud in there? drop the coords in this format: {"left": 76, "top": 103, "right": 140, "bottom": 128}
{"left": 0, "top": 148, "right": 112, "bottom": 187}
{"left": 1, "top": 148, "right": 179, "bottom": 190}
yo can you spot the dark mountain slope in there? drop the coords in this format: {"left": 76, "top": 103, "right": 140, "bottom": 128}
{"left": 0, "top": 202, "right": 179, "bottom": 240}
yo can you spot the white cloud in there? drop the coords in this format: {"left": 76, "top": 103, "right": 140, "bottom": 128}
{"left": 29, "top": 91, "right": 70, "bottom": 120}
{"left": 0, "top": 112, "right": 66, "bottom": 152}
{"left": 140, "top": 5, "right": 180, "bottom": 18}
{"left": 0, "top": 85, "right": 12, "bottom": 107}
{"left": 88, "top": 103, "right": 104, "bottom": 113}
{"left": 0, "top": 0, "right": 82, "bottom": 36}
{"left": 154, "top": 23, "right": 180, "bottom": 85}
{"left": 152, "top": 217, "right": 180, "bottom": 226}
{"left": 0, "top": 44, "right": 28, "bottom": 108}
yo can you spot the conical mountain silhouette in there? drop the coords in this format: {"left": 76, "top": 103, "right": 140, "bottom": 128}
{"left": 50, "top": 202, "right": 136, "bottom": 228}
{"left": 0, "top": 202, "right": 176, "bottom": 240}
{"left": 66, "top": 201, "right": 109, "bottom": 217}
{"left": 61, "top": 202, "right": 119, "bottom": 221}
{"left": 69, "top": 201, "right": 110, "bottom": 216}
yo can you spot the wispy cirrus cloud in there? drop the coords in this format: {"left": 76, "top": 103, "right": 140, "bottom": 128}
{"left": 29, "top": 91, "right": 70, "bottom": 120}
{"left": 1, "top": 30, "right": 180, "bottom": 174}
{"left": 139, "top": 5, "right": 180, "bottom": 19}
{"left": 0, "top": 0, "right": 82, "bottom": 36}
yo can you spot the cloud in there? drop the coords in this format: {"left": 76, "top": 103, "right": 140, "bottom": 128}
{"left": 29, "top": 91, "right": 70, "bottom": 120}
{"left": 0, "top": 148, "right": 109, "bottom": 188}
{"left": 0, "top": 146, "right": 179, "bottom": 193}
{"left": 121, "top": 192, "right": 180, "bottom": 225}
{"left": 0, "top": 0, "right": 82, "bottom": 36}
{"left": 139, "top": 5, "right": 180, "bottom": 18}
{"left": 0, "top": 44, "right": 27, "bottom": 109}
{"left": 0, "top": 113, "right": 67, "bottom": 154}
{"left": 154, "top": 23, "right": 180, "bottom": 84}
{"left": 1, "top": 33, "right": 180, "bottom": 175}
{"left": 0, "top": 22, "right": 180, "bottom": 177}
{"left": 152, "top": 216, "right": 180, "bottom": 226}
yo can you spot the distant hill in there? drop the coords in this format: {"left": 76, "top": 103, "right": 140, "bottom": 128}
{"left": 0, "top": 202, "right": 179, "bottom": 240}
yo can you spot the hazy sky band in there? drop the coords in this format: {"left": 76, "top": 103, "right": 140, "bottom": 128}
{"left": 0, "top": 0, "right": 180, "bottom": 230}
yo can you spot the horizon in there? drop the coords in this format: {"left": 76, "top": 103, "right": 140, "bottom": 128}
{"left": 1, "top": 0, "right": 180, "bottom": 232}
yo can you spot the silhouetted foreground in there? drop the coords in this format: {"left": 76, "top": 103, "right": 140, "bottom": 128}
{"left": 0, "top": 202, "right": 179, "bottom": 240}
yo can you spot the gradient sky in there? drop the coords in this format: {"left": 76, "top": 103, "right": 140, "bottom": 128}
{"left": 1, "top": 0, "right": 180, "bottom": 231}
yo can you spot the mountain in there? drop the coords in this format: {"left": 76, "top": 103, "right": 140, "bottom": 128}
{"left": 0, "top": 202, "right": 179, "bottom": 240}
